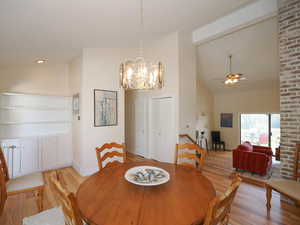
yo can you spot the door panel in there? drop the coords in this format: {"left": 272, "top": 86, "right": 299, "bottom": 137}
{"left": 40, "top": 136, "right": 58, "bottom": 171}
{"left": 133, "top": 97, "right": 148, "bottom": 157}
{"left": 151, "top": 98, "right": 175, "bottom": 163}
{"left": 19, "top": 138, "right": 39, "bottom": 176}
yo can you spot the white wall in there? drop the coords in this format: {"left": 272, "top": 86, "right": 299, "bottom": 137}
{"left": 0, "top": 64, "right": 70, "bottom": 96}
{"left": 178, "top": 32, "right": 197, "bottom": 138}
{"left": 213, "top": 87, "right": 280, "bottom": 150}
{"left": 78, "top": 48, "right": 136, "bottom": 176}
{"left": 125, "top": 32, "right": 180, "bottom": 160}
{"left": 69, "top": 55, "right": 83, "bottom": 172}
{"left": 196, "top": 78, "right": 214, "bottom": 145}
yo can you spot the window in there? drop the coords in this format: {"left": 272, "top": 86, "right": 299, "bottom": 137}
{"left": 240, "top": 113, "right": 280, "bottom": 153}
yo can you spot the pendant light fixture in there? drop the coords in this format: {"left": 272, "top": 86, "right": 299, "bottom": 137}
{"left": 120, "top": 0, "right": 164, "bottom": 90}
{"left": 224, "top": 55, "right": 245, "bottom": 85}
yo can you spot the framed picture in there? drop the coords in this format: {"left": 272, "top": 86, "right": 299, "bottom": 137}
{"left": 220, "top": 113, "right": 233, "bottom": 128}
{"left": 72, "top": 93, "right": 80, "bottom": 115}
{"left": 94, "top": 89, "right": 118, "bottom": 127}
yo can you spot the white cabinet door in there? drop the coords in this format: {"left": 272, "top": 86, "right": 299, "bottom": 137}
{"left": 1, "top": 134, "right": 72, "bottom": 175}
{"left": 40, "top": 134, "right": 72, "bottom": 171}
{"left": 40, "top": 136, "right": 58, "bottom": 171}
{"left": 1, "top": 138, "right": 39, "bottom": 178}
{"left": 0, "top": 141, "right": 14, "bottom": 177}
{"left": 56, "top": 134, "right": 72, "bottom": 168}
{"left": 18, "top": 138, "right": 39, "bottom": 176}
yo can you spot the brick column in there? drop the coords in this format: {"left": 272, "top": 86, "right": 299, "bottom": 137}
{"left": 279, "top": 0, "right": 300, "bottom": 178}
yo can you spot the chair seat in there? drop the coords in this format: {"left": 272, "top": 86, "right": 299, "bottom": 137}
{"left": 23, "top": 207, "right": 65, "bottom": 225}
{"left": 7, "top": 172, "right": 44, "bottom": 193}
{"left": 266, "top": 179, "right": 300, "bottom": 200}
{"left": 23, "top": 206, "right": 88, "bottom": 225}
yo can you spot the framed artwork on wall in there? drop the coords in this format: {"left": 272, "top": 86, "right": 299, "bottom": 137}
{"left": 72, "top": 93, "right": 80, "bottom": 113}
{"left": 220, "top": 113, "right": 233, "bottom": 128}
{"left": 72, "top": 93, "right": 80, "bottom": 120}
{"left": 94, "top": 89, "right": 118, "bottom": 127}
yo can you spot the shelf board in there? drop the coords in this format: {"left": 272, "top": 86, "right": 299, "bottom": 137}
{"left": 0, "top": 106, "right": 71, "bottom": 111}
{"left": 0, "top": 121, "right": 71, "bottom": 125}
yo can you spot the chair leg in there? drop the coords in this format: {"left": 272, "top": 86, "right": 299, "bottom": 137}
{"left": 37, "top": 187, "right": 44, "bottom": 212}
{"left": 266, "top": 185, "right": 272, "bottom": 210}
{"left": 224, "top": 215, "right": 230, "bottom": 225}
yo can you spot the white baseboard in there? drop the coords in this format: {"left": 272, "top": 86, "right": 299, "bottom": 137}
{"left": 79, "top": 166, "right": 98, "bottom": 177}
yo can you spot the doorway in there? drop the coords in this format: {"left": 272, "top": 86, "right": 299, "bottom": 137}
{"left": 240, "top": 113, "right": 280, "bottom": 154}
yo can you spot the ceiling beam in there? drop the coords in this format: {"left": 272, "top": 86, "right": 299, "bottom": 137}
{"left": 192, "top": 0, "right": 278, "bottom": 45}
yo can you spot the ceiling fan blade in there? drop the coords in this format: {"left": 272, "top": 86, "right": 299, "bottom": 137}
{"left": 211, "top": 78, "right": 225, "bottom": 81}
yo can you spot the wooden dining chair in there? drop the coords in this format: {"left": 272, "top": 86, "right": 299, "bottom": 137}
{"left": 0, "top": 147, "right": 44, "bottom": 212}
{"left": 95, "top": 142, "right": 126, "bottom": 170}
{"left": 175, "top": 143, "right": 207, "bottom": 170}
{"left": 0, "top": 162, "right": 7, "bottom": 216}
{"left": 23, "top": 176, "right": 84, "bottom": 225}
{"left": 192, "top": 175, "right": 242, "bottom": 225}
{"left": 266, "top": 143, "right": 300, "bottom": 210}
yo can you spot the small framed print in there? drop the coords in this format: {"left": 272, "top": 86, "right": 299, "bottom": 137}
{"left": 94, "top": 89, "right": 118, "bottom": 127}
{"left": 221, "top": 113, "right": 233, "bottom": 128}
{"left": 72, "top": 93, "right": 80, "bottom": 115}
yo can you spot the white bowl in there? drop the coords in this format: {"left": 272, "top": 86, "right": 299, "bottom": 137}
{"left": 124, "top": 166, "right": 170, "bottom": 186}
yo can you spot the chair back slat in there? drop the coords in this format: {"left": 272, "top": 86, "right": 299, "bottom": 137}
{"left": 0, "top": 163, "right": 7, "bottom": 216}
{"left": 203, "top": 176, "right": 242, "bottom": 225}
{"left": 294, "top": 143, "right": 300, "bottom": 180}
{"left": 175, "top": 144, "right": 206, "bottom": 170}
{"left": 0, "top": 148, "right": 9, "bottom": 182}
{"left": 50, "top": 177, "right": 83, "bottom": 225}
{"left": 95, "top": 142, "right": 126, "bottom": 170}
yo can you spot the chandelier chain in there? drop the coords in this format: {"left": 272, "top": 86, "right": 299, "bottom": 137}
{"left": 229, "top": 54, "right": 232, "bottom": 73}
{"left": 139, "top": 0, "right": 144, "bottom": 57}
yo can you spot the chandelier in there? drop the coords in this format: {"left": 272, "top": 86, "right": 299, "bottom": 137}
{"left": 120, "top": 0, "right": 164, "bottom": 90}
{"left": 224, "top": 55, "right": 245, "bottom": 85}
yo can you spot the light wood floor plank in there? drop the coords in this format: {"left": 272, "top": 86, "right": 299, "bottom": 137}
{"left": 0, "top": 151, "right": 299, "bottom": 225}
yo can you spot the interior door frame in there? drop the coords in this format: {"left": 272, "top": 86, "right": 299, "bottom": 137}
{"left": 148, "top": 95, "right": 177, "bottom": 162}
{"left": 239, "top": 112, "right": 280, "bottom": 149}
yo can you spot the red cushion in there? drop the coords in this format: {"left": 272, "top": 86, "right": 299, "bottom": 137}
{"left": 238, "top": 142, "right": 253, "bottom": 152}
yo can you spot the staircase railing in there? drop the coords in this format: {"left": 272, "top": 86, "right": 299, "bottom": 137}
{"left": 179, "top": 134, "right": 198, "bottom": 145}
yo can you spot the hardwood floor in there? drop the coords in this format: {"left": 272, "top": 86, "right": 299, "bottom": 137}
{"left": 1, "top": 151, "right": 300, "bottom": 225}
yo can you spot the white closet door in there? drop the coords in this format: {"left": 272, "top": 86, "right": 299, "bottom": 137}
{"left": 151, "top": 97, "right": 175, "bottom": 163}
{"left": 133, "top": 97, "right": 148, "bottom": 157}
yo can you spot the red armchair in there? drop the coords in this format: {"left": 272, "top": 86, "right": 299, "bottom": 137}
{"left": 232, "top": 142, "right": 272, "bottom": 176}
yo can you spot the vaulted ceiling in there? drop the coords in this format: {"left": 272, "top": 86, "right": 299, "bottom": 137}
{"left": 0, "top": 0, "right": 253, "bottom": 64}
{"left": 197, "top": 17, "right": 279, "bottom": 93}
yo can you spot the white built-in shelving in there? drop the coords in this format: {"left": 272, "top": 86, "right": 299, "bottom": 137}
{"left": 0, "top": 92, "right": 72, "bottom": 139}
{"left": 0, "top": 92, "right": 73, "bottom": 178}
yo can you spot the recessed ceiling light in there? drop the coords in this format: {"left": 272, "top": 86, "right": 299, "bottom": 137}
{"left": 35, "top": 59, "right": 47, "bottom": 64}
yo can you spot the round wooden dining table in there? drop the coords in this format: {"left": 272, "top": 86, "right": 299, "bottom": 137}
{"left": 76, "top": 161, "right": 216, "bottom": 225}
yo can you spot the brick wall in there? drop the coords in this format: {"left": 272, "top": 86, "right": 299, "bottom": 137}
{"left": 279, "top": 0, "right": 300, "bottom": 178}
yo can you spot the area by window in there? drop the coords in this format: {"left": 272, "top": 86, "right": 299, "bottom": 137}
{"left": 240, "top": 113, "right": 280, "bottom": 154}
